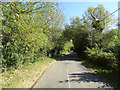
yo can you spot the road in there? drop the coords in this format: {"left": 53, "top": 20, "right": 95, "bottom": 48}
{"left": 33, "top": 52, "right": 111, "bottom": 88}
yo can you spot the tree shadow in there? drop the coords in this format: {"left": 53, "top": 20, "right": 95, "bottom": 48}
{"left": 59, "top": 72, "right": 109, "bottom": 87}
{"left": 57, "top": 52, "right": 80, "bottom": 61}
{"left": 68, "top": 72, "right": 103, "bottom": 83}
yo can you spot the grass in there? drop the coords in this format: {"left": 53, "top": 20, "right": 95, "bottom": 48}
{"left": 81, "top": 60, "right": 120, "bottom": 88}
{"left": 1, "top": 57, "right": 56, "bottom": 88}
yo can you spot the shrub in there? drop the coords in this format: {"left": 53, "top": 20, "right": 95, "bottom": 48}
{"left": 60, "top": 41, "right": 73, "bottom": 54}
{"left": 114, "top": 36, "right": 120, "bottom": 62}
{"left": 73, "top": 28, "right": 90, "bottom": 56}
{"left": 1, "top": 2, "right": 65, "bottom": 70}
{"left": 85, "top": 44, "right": 118, "bottom": 69}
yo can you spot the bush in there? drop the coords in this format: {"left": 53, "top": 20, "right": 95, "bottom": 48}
{"left": 1, "top": 2, "right": 65, "bottom": 70}
{"left": 114, "top": 36, "right": 120, "bottom": 62}
{"left": 60, "top": 41, "right": 73, "bottom": 54}
{"left": 73, "top": 28, "right": 90, "bottom": 56}
{"left": 85, "top": 44, "right": 118, "bottom": 69}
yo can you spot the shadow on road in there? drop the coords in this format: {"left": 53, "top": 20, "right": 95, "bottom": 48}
{"left": 58, "top": 72, "right": 110, "bottom": 88}
{"left": 57, "top": 52, "right": 111, "bottom": 88}
{"left": 58, "top": 52, "right": 80, "bottom": 61}
{"left": 59, "top": 72, "right": 105, "bottom": 83}
{"left": 68, "top": 72, "right": 103, "bottom": 83}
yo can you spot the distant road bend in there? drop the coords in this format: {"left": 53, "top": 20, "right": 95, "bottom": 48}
{"left": 33, "top": 52, "right": 112, "bottom": 88}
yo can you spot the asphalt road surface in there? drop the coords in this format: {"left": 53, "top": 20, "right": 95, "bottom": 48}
{"left": 33, "top": 52, "right": 112, "bottom": 88}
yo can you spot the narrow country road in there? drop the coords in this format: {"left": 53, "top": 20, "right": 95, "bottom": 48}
{"left": 33, "top": 52, "right": 111, "bottom": 88}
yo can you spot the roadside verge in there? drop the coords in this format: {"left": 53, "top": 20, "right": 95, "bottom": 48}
{"left": 30, "top": 60, "right": 56, "bottom": 89}
{"left": 2, "top": 57, "right": 56, "bottom": 88}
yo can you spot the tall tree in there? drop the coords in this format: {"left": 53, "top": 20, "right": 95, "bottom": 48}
{"left": 84, "top": 4, "right": 113, "bottom": 33}
{"left": 2, "top": 2, "right": 64, "bottom": 69}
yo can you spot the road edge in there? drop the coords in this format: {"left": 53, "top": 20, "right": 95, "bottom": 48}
{"left": 30, "top": 60, "right": 57, "bottom": 89}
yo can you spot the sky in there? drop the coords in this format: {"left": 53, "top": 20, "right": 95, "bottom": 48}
{"left": 59, "top": 2, "right": 118, "bottom": 25}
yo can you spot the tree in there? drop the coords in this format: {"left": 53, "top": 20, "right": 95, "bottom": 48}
{"left": 1, "top": 2, "right": 65, "bottom": 69}
{"left": 84, "top": 4, "right": 113, "bottom": 33}
{"left": 64, "top": 17, "right": 91, "bottom": 56}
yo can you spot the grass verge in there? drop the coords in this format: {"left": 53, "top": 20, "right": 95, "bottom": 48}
{"left": 81, "top": 60, "right": 120, "bottom": 88}
{"left": 1, "top": 57, "right": 56, "bottom": 88}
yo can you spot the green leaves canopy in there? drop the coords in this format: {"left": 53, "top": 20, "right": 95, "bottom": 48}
{"left": 2, "top": 2, "right": 64, "bottom": 69}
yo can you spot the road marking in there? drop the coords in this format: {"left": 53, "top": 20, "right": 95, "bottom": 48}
{"left": 66, "top": 61, "right": 71, "bottom": 89}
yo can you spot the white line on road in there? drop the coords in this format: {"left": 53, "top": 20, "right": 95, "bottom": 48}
{"left": 66, "top": 61, "right": 71, "bottom": 89}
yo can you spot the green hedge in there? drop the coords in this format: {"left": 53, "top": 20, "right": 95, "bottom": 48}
{"left": 85, "top": 44, "right": 118, "bottom": 69}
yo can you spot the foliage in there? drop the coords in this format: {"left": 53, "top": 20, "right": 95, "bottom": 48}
{"left": 64, "top": 17, "right": 91, "bottom": 56}
{"left": 73, "top": 28, "right": 90, "bottom": 56}
{"left": 101, "top": 29, "right": 118, "bottom": 49}
{"left": 84, "top": 4, "right": 113, "bottom": 33}
{"left": 60, "top": 41, "right": 73, "bottom": 54}
{"left": 85, "top": 44, "right": 118, "bottom": 69}
{"left": 63, "top": 24, "right": 74, "bottom": 41}
{"left": 114, "top": 34, "right": 120, "bottom": 65}
{"left": 1, "top": 2, "right": 65, "bottom": 70}
{"left": 63, "top": 5, "right": 119, "bottom": 72}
